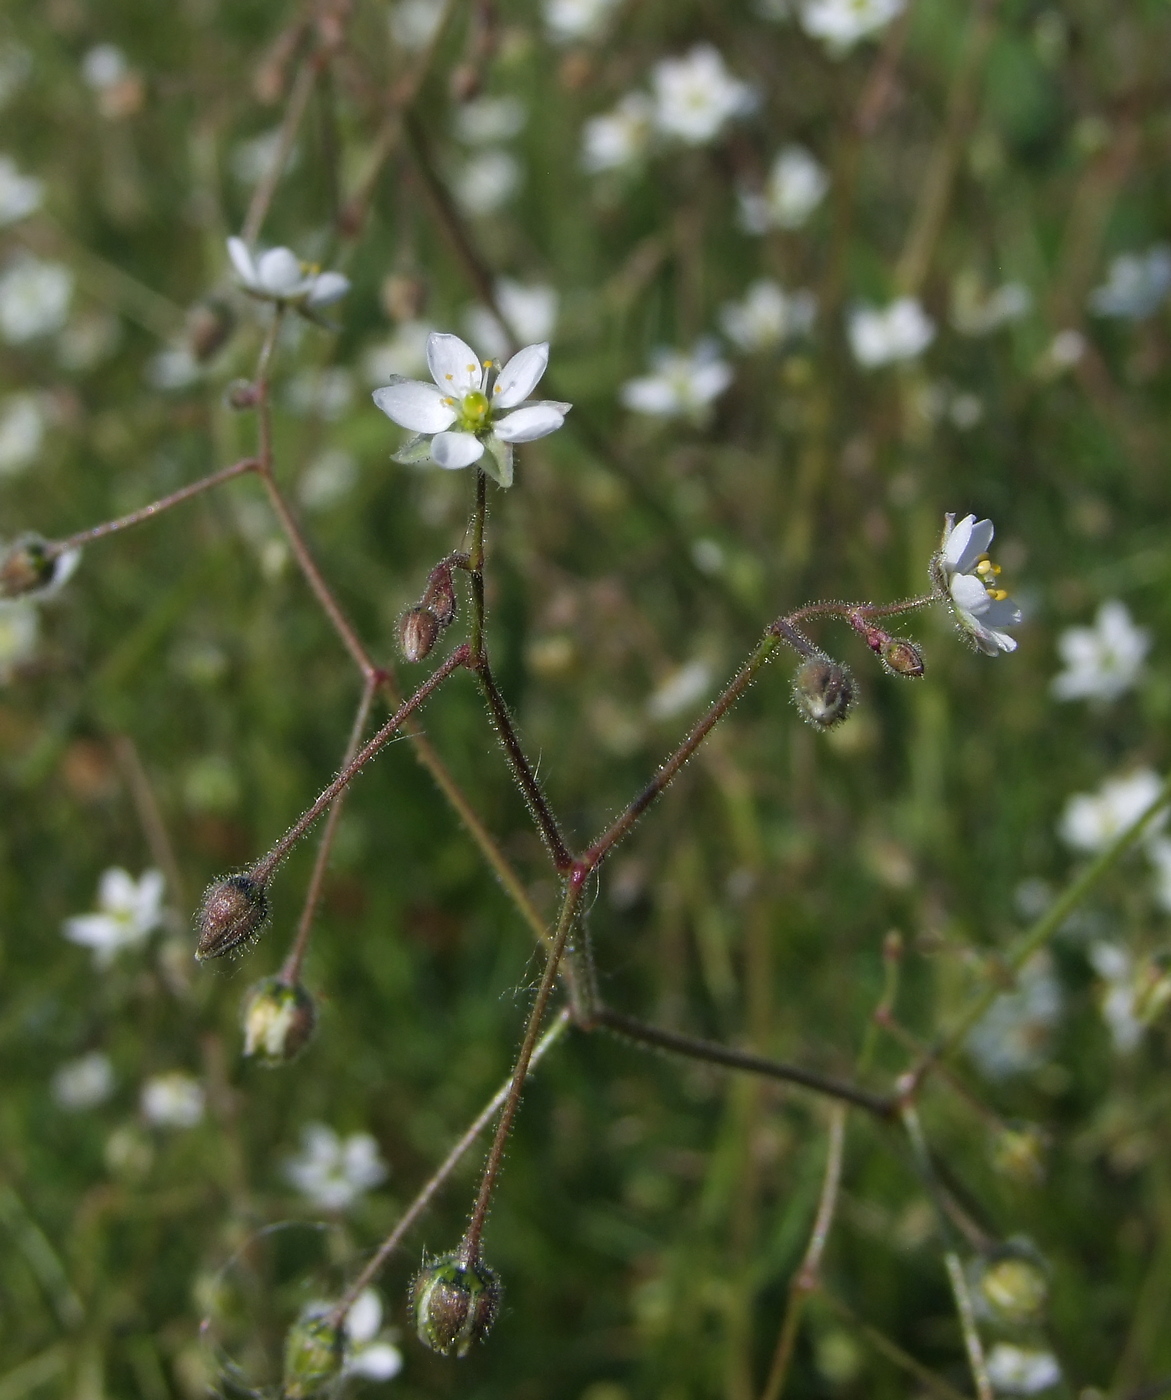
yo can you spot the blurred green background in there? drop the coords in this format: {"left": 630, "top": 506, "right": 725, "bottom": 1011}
{"left": 2, "top": 0, "right": 1171, "bottom": 1396}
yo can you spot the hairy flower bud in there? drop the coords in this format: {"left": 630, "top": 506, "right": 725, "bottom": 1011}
{"left": 792, "top": 657, "right": 855, "bottom": 730}
{"left": 400, "top": 607, "right": 440, "bottom": 663}
{"left": 879, "top": 636, "right": 925, "bottom": 678}
{"left": 0, "top": 534, "right": 78, "bottom": 600}
{"left": 421, "top": 567, "right": 457, "bottom": 627}
{"left": 241, "top": 976, "right": 316, "bottom": 1065}
{"left": 282, "top": 1308, "right": 342, "bottom": 1399}
{"left": 186, "top": 298, "right": 236, "bottom": 362}
{"left": 411, "top": 1253, "right": 501, "bottom": 1358}
{"left": 196, "top": 873, "right": 268, "bottom": 960}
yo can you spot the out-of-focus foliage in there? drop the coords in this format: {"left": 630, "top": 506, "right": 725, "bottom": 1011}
{"left": 2, "top": 0, "right": 1171, "bottom": 1397}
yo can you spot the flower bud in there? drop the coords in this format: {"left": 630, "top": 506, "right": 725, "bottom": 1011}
{"left": 186, "top": 298, "right": 236, "bottom": 362}
{"left": 421, "top": 567, "right": 457, "bottom": 627}
{"left": 400, "top": 607, "right": 440, "bottom": 663}
{"left": 241, "top": 976, "right": 316, "bottom": 1065}
{"left": 224, "top": 378, "right": 259, "bottom": 411}
{"left": 0, "top": 535, "right": 79, "bottom": 600}
{"left": 195, "top": 873, "right": 268, "bottom": 960}
{"left": 977, "top": 1254, "right": 1048, "bottom": 1323}
{"left": 879, "top": 636, "right": 925, "bottom": 679}
{"left": 792, "top": 657, "right": 855, "bottom": 730}
{"left": 411, "top": 1253, "right": 501, "bottom": 1358}
{"left": 282, "top": 1308, "right": 342, "bottom": 1399}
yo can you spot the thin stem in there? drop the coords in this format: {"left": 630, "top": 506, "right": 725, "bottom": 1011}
{"left": 786, "top": 593, "right": 938, "bottom": 627}
{"left": 461, "top": 875, "right": 586, "bottom": 1262}
{"left": 44, "top": 458, "right": 259, "bottom": 559}
{"left": 819, "top": 1290, "right": 972, "bottom": 1400}
{"left": 759, "top": 1105, "right": 848, "bottom": 1400}
{"left": 280, "top": 676, "right": 378, "bottom": 985}
{"left": 110, "top": 734, "right": 186, "bottom": 915}
{"left": 593, "top": 1006, "right": 894, "bottom": 1119}
{"left": 468, "top": 469, "right": 488, "bottom": 656}
{"left": 241, "top": 58, "right": 318, "bottom": 245}
{"left": 250, "top": 646, "right": 470, "bottom": 882}
{"left": 328, "top": 1007, "right": 571, "bottom": 1327}
{"left": 945, "top": 1251, "right": 993, "bottom": 1400}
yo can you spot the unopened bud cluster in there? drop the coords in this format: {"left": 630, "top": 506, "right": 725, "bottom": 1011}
{"left": 196, "top": 872, "right": 269, "bottom": 960}
{"left": 400, "top": 562, "right": 459, "bottom": 662}
{"left": 411, "top": 1253, "right": 501, "bottom": 1358}
{"left": 849, "top": 615, "right": 925, "bottom": 679}
{"left": 282, "top": 1308, "right": 342, "bottom": 1398}
{"left": 242, "top": 976, "right": 316, "bottom": 1065}
{"left": 792, "top": 656, "right": 855, "bottom": 729}
{"left": 0, "top": 534, "right": 77, "bottom": 600}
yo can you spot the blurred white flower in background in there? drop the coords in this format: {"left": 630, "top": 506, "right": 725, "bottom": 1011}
{"left": 719, "top": 279, "right": 816, "bottom": 352}
{"left": 1059, "top": 769, "right": 1165, "bottom": 854}
{"left": 53, "top": 1052, "right": 116, "bottom": 1110}
{"left": 0, "top": 392, "right": 45, "bottom": 476}
{"left": 453, "top": 95, "right": 526, "bottom": 145}
{"left": 582, "top": 93, "right": 654, "bottom": 172}
{"left": 649, "top": 45, "right": 757, "bottom": 145}
{"left": 985, "top": 1343, "right": 1061, "bottom": 1395}
{"left": 1041, "top": 328, "right": 1085, "bottom": 374}
{"left": 647, "top": 660, "right": 714, "bottom": 721}
{"left": 1088, "top": 246, "right": 1171, "bottom": 320}
{"left": 145, "top": 346, "right": 200, "bottom": 391}
{"left": 464, "top": 278, "right": 559, "bottom": 360}
{"left": 1086, "top": 942, "right": 1171, "bottom": 1054}
{"left": 0, "top": 255, "right": 73, "bottom": 343}
{"left": 545, "top": 0, "right": 621, "bottom": 43}
{"left": 932, "top": 513, "right": 1021, "bottom": 655}
{"left": 0, "top": 155, "right": 42, "bottom": 226}
{"left": 452, "top": 148, "right": 522, "bottom": 215}
{"left": 800, "top": 0, "right": 905, "bottom": 52}
{"left": 621, "top": 341, "right": 733, "bottom": 421}
{"left": 61, "top": 868, "right": 166, "bottom": 967}
{"left": 738, "top": 146, "right": 828, "bottom": 232}
{"left": 341, "top": 1290, "right": 404, "bottom": 1381}
{"left": 284, "top": 1124, "right": 388, "bottom": 1210}
{"left": 230, "top": 127, "right": 300, "bottom": 187}
{"left": 81, "top": 44, "right": 129, "bottom": 91}
{"left": 966, "top": 953, "right": 1062, "bottom": 1080}
{"left": 1051, "top": 600, "right": 1149, "bottom": 703}
{"left": 298, "top": 449, "right": 359, "bottom": 512}
{"left": 848, "top": 297, "right": 934, "bottom": 367}
{"left": 388, "top": 0, "right": 446, "bottom": 51}
{"left": 951, "top": 277, "right": 1032, "bottom": 336}
{"left": 0, "top": 600, "right": 37, "bottom": 683}
{"left": 141, "top": 1072, "right": 205, "bottom": 1129}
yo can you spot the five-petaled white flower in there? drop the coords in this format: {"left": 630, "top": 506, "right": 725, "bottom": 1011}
{"left": 284, "top": 1123, "right": 388, "bottom": 1211}
{"left": 141, "top": 1071, "right": 205, "bottom": 1128}
{"left": 984, "top": 1343, "right": 1061, "bottom": 1395}
{"left": 848, "top": 297, "right": 934, "bottom": 368}
{"left": 719, "top": 280, "right": 816, "bottom": 353}
{"left": 931, "top": 514, "right": 1022, "bottom": 655}
{"left": 738, "top": 146, "right": 829, "bottom": 233}
{"left": 1088, "top": 245, "right": 1171, "bottom": 320}
{"left": 1058, "top": 769, "right": 1166, "bottom": 855}
{"left": 371, "top": 331, "right": 570, "bottom": 488}
{"left": 582, "top": 93, "right": 654, "bottom": 173}
{"left": 226, "top": 237, "right": 350, "bottom": 316}
{"left": 1051, "top": 599, "right": 1150, "bottom": 703}
{"left": 620, "top": 341, "right": 733, "bottom": 422}
{"left": 649, "top": 45, "right": 757, "bottom": 146}
{"left": 62, "top": 867, "right": 166, "bottom": 966}
{"left": 800, "top": 0, "right": 905, "bottom": 53}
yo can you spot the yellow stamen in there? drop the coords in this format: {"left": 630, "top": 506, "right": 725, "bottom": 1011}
{"left": 987, "top": 588, "right": 1008, "bottom": 601}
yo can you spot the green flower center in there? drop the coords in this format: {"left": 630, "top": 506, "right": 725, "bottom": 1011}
{"left": 456, "top": 390, "right": 491, "bottom": 433}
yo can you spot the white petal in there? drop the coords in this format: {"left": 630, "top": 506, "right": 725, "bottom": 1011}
{"left": 257, "top": 247, "right": 306, "bottom": 296}
{"left": 493, "top": 342, "right": 549, "bottom": 408}
{"left": 372, "top": 380, "right": 456, "bottom": 432}
{"left": 941, "top": 514, "right": 975, "bottom": 569}
{"left": 306, "top": 271, "right": 350, "bottom": 309}
{"left": 99, "top": 867, "right": 136, "bottom": 913}
{"left": 493, "top": 402, "right": 569, "bottom": 442}
{"left": 427, "top": 332, "right": 484, "bottom": 394}
{"left": 345, "top": 1290, "right": 382, "bottom": 1344}
{"left": 621, "top": 377, "right": 681, "bottom": 416}
{"left": 344, "top": 1343, "right": 403, "bottom": 1381}
{"left": 431, "top": 430, "right": 485, "bottom": 469}
{"left": 226, "top": 237, "right": 256, "bottom": 285}
{"left": 950, "top": 572, "right": 991, "bottom": 615}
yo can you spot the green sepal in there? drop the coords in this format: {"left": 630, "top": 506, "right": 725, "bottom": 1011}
{"left": 393, "top": 433, "right": 436, "bottom": 466}
{"left": 481, "top": 435, "right": 514, "bottom": 489}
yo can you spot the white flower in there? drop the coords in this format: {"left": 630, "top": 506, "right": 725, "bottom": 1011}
{"left": 342, "top": 1290, "right": 404, "bottom": 1381}
{"left": 284, "top": 1123, "right": 388, "bottom": 1211}
{"left": 145, "top": 347, "right": 200, "bottom": 391}
{"left": 81, "top": 44, "right": 129, "bottom": 91}
{"left": 0, "top": 256, "right": 73, "bottom": 343}
{"left": 1051, "top": 600, "right": 1150, "bottom": 703}
{"left": 0, "top": 155, "right": 43, "bottom": 226}
{"left": 545, "top": 0, "right": 621, "bottom": 43}
{"left": 372, "top": 332, "right": 571, "bottom": 488}
{"left": 389, "top": 0, "right": 446, "bottom": 51}
{"left": 299, "top": 449, "right": 359, "bottom": 512}
{"left": 52, "top": 1052, "right": 115, "bottom": 1110}
{"left": 453, "top": 95, "right": 526, "bottom": 146}
{"left": 984, "top": 1343, "right": 1061, "bottom": 1395}
{"left": 951, "top": 277, "right": 1032, "bottom": 335}
{"left": 464, "top": 279, "right": 559, "bottom": 360}
{"left": 738, "top": 146, "right": 828, "bottom": 233}
{"left": 0, "top": 600, "right": 38, "bottom": 683}
{"left": 649, "top": 45, "right": 757, "bottom": 146}
{"left": 61, "top": 867, "right": 166, "bottom": 967}
{"left": 931, "top": 513, "right": 1022, "bottom": 655}
{"left": 141, "top": 1072, "right": 205, "bottom": 1129}
{"left": 452, "top": 148, "right": 522, "bottom": 215}
{"left": 620, "top": 341, "right": 733, "bottom": 422}
{"left": 848, "top": 297, "right": 934, "bottom": 367}
{"left": 0, "top": 392, "right": 45, "bottom": 476}
{"left": 966, "top": 953, "right": 1061, "bottom": 1080}
{"left": 230, "top": 128, "right": 300, "bottom": 187}
{"left": 719, "top": 279, "right": 815, "bottom": 352}
{"left": 647, "top": 660, "right": 714, "bottom": 721}
{"left": 800, "top": 0, "right": 905, "bottom": 52}
{"left": 1088, "top": 942, "right": 1144, "bottom": 1053}
{"left": 226, "top": 237, "right": 350, "bottom": 313}
{"left": 582, "top": 93, "right": 655, "bottom": 172}
{"left": 1059, "top": 769, "right": 1166, "bottom": 854}
{"left": 1044, "top": 328, "right": 1085, "bottom": 371}
{"left": 1089, "top": 245, "right": 1171, "bottom": 320}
